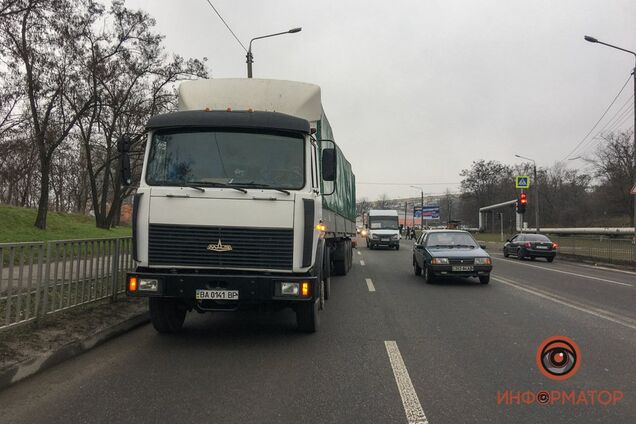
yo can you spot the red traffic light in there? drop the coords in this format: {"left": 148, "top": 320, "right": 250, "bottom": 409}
{"left": 519, "top": 192, "right": 527, "bottom": 205}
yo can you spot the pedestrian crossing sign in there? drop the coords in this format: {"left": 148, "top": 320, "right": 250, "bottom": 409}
{"left": 515, "top": 176, "right": 530, "bottom": 189}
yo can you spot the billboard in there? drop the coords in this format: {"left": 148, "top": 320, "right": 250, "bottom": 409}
{"left": 414, "top": 205, "right": 440, "bottom": 220}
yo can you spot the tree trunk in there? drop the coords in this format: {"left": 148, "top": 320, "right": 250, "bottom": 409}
{"left": 34, "top": 160, "right": 50, "bottom": 229}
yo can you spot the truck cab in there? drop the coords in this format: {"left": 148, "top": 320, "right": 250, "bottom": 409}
{"left": 366, "top": 209, "right": 401, "bottom": 250}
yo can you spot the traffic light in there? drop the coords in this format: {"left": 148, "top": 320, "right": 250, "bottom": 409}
{"left": 517, "top": 192, "right": 527, "bottom": 214}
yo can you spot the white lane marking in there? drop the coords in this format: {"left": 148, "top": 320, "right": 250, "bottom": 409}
{"left": 492, "top": 257, "right": 632, "bottom": 287}
{"left": 366, "top": 278, "right": 376, "bottom": 292}
{"left": 357, "top": 251, "right": 362, "bottom": 256}
{"left": 492, "top": 275, "right": 636, "bottom": 331}
{"left": 384, "top": 341, "right": 429, "bottom": 424}
{"left": 360, "top": 260, "right": 366, "bottom": 266}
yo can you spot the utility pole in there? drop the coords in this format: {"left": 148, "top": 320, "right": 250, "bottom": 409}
{"left": 584, "top": 35, "right": 636, "bottom": 240}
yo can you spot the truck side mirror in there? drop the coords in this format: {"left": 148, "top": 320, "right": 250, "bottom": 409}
{"left": 322, "top": 148, "right": 337, "bottom": 181}
{"left": 117, "top": 135, "right": 132, "bottom": 186}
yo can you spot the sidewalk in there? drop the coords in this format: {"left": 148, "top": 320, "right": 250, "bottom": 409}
{"left": 0, "top": 297, "right": 148, "bottom": 391}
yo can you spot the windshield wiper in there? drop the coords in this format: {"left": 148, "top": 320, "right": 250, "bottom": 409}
{"left": 189, "top": 181, "right": 247, "bottom": 193}
{"left": 428, "top": 244, "right": 453, "bottom": 248}
{"left": 455, "top": 244, "right": 476, "bottom": 248}
{"left": 182, "top": 184, "right": 205, "bottom": 192}
{"left": 231, "top": 182, "right": 290, "bottom": 195}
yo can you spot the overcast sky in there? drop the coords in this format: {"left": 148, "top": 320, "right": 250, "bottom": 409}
{"left": 127, "top": 0, "right": 635, "bottom": 200}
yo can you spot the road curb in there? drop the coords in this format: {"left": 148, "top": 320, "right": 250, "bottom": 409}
{"left": 0, "top": 312, "right": 149, "bottom": 392}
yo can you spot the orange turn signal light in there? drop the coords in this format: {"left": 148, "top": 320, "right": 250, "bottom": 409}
{"left": 301, "top": 281, "right": 310, "bottom": 297}
{"left": 315, "top": 223, "right": 326, "bottom": 232}
{"left": 128, "top": 276, "right": 138, "bottom": 292}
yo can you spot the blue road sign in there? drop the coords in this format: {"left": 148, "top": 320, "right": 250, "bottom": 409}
{"left": 515, "top": 176, "right": 530, "bottom": 189}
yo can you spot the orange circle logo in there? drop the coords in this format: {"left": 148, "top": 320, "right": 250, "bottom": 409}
{"left": 536, "top": 336, "right": 581, "bottom": 381}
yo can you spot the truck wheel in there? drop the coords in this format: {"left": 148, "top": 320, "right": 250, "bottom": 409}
{"left": 334, "top": 259, "right": 346, "bottom": 276}
{"left": 323, "top": 248, "right": 331, "bottom": 301}
{"left": 395, "top": 244, "right": 400, "bottom": 251}
{"left": 297, "top": 281, "right": 322, "bottom": 333}
{"left": 149, "top": 298, "right": 186, "bottom": 334}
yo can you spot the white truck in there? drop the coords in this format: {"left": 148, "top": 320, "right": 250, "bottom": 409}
{"left": 365, "top": 209, "right": 401, "bottom": 250}
{"left": 119, "top": 79, "right": 356, "bottom": 333}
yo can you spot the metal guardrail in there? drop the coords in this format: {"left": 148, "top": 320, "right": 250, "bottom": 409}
{"left": 1, "top": 237, "right": 133, "bottom": 331}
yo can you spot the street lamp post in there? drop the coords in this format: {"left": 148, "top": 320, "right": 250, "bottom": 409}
{"left": 246, "top": 27, "right": 302, "bottom": 78}
{"left": 515, "top": 154, "right": 539, "bottom": 232}
{"left": 410, "top": 186, "right": 424, "bottom": 230}
{"left": 584, "top": 35, "right": 636, "bottom": 238}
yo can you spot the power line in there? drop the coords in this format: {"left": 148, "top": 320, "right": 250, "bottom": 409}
{"left": 578, "top": 98, "right": 634, "bottom": 154}
{"left": 204, "top": 0, "right": 247, "bottom": 52}
{"left": 357, "top": 182, "right": 461, "bottom": 186}
{"left": 561, "top": 72, "right": 633, "bottom": 161}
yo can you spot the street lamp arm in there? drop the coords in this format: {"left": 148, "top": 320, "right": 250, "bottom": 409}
{"left": 514, "top": 154, "right": 535, "bottom": 164}
{"left": 585, "top": 36, "right": 636, "bottom": 65}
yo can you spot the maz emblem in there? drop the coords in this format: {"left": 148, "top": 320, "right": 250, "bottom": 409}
{"left": 207, "top": 240, "right": 233, "bottom": 252}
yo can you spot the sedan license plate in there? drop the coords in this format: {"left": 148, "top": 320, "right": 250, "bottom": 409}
{"left": 452, "top": 265, "right": 474, "bottom": 272}
{"left": 535, "top": 246, "right": 548, "bottom": 250}
{"left": 195, "top": 289, "right": 239, "bottom": 300}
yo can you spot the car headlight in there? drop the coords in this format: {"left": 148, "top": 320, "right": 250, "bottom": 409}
{"left": 431, "top": 258, "right": 449, "bottom": 265}
{"left": 372, "top": 234, "right": 379, "bottom": 239}
{"left": 391, "top": 235, "right": 399, "bottom": 240}
{"left": 474, "top": 257, "right": 492, "bottom": 265}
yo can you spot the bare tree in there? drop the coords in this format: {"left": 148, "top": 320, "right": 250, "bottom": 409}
{"left": 0, "top": 0, "right": 96, "bottom": 228}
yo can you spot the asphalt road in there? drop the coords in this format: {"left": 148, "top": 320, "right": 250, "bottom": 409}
{"left": 0, "top": 239, "right": 634, "bottom": 423}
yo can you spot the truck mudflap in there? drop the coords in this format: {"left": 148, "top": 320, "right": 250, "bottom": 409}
{"left": 125, "top": 271, "right": 318, "bottom": 307}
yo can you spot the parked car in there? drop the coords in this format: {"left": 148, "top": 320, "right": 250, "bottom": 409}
{"left": 503, "top": 233, "right": 557, "bottom": 262}
{"left": 412, "top": 230, "right": 492, "bottom": 284}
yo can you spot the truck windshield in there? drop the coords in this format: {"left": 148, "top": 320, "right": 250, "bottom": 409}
{"left": 369, "top": 217, "right": 399, "bottom": 230}
{"left": 146, "top": 130, "right": 305, "bottom": 190}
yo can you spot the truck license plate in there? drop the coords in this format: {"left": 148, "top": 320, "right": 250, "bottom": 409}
{"left": 452, "top": 266, "right": 474, "bottom": 272}
{"left": 195, "top": 289, "right": 239, "bottom": 300}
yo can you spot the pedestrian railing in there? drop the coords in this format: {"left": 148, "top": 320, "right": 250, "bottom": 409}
{"left": 551, "top": 236, "right": 636, "bottom": 265}
{"left": 0, "top": 237, "right": 133, "bottom": 331}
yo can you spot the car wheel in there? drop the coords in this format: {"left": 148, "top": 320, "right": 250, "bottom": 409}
{"left": 424, "top": 266, "right": 434, "bottom": 284}
{"left": 479, "top": 275, "right": 490, "bottom": 284}
{"left": 413, "top": 257, "right": 422, "bottom": 276}
{"left": 503, "top": 249, "right": 509, "bottom": 258}
{"left": 395, "top": 244, "right": 400, "bottom": 251}
{"left": 530, "top": 256, "right": 536, "bottom": 261}
{"left": 547, "top": 257, "right": 554, "bottom": 263}
{"left": 517, "top": 248, "right": 525, "bottom": 260}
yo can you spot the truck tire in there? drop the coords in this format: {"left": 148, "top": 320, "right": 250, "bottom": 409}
{"left": 297, "top": 280, "right": 323, "bottom": 333}
{"left": 333, "top": 239, "right": 350, "bottom": 276}
{"left": 149, "top": 298, "right": 186, "bottom": 333}
{"left": 395, "top": 244, "right": 400, "bottom": 251}
{"left": 323, "top": 247, "right": 331, "bottom": 301}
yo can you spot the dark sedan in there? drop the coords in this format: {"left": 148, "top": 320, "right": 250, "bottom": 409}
{"left": 503, "top": 233, "right": 557, "bottom": 262}
{"left": 412, "top": 230, "right": 492, "bottom": 284}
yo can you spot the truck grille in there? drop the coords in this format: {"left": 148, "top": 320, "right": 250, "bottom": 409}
{"left": 148, "top": 224, "right": 294, "bottom": 270}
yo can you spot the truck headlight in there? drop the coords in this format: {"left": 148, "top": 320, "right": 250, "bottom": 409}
{"left": 372, "top": 234, "right": 379, "bottom": 239}
{"left": 391, "top": 235, "right": 399, "bottom": 240}
{"left": 139, "top": 278, "right": 159, "bottom": 292}
{"left": 280, "top": 282, "right": 300, "bottom": 296}
{"left": 431, "top": 258, "right": 449, "bottom": 265}
{"left": 474, "top": 257, "right": 492, "bottom": 265}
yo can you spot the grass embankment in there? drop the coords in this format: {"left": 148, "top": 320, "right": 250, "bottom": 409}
{"left": 0, "top": 204, "right": 131, "bottom": 243}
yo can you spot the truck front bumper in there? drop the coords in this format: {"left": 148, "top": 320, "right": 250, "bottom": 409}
{"left": 126, "top": 270, "right": 317, "bottom": 307}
